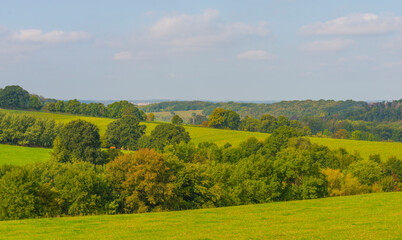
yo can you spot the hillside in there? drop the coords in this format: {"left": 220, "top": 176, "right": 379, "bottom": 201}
{"left": 1, "top": 109, "right": 401, "bottom": 163}
{"left": 1, "top": 192, "right": 400, "bottom": 240}
{"left": 139, "top": 99, "right": 402, "bottom": 121}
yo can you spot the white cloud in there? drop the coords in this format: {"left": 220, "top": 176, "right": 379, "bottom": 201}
{"left": 148, "top": 9, "right": 270, "bottom": 48}
{"left": 300, "top": 39, "right": 354, "bottom": 52}
{"left": 237, "top": 50, "right": 272, "bottom": 60}
{"left": 12, "top": 29, "right": 91, "bottom": 43}
{"left": 113, "top": 51, "right": 132, "bottom": 60}
{"left": 299, "top": 13, "right": 402, "bottom": 36}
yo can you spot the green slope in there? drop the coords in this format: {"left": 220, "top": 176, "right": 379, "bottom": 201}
{"left": 0, "top": 144, "right": 51, "bottom": 166}
{"left": 1, "top": 192, "right": 400, "bottom": 240}
{"left": 1, "top": 109, "right": 401, "bottom": 163}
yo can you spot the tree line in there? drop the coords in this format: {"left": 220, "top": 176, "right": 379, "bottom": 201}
{"left": 140, "top": 99, "right": 402, "bottom": 122}
{"left": 206, "top": 108, "right": 401, "bottom": 142}
{"left": 0, "top": 119, "right": 401, "bottom": 220}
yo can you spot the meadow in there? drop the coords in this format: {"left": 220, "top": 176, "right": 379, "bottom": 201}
{"left": 1, "top": 109, "right": 401, "bottom": 163}
{"left": 0, "top": 192, "right": 400, "bottom": 240}
{"left": 150, "top": 110, "right": 204, "bottom": 122}
{"left": 0, "top": 144, "right": 50, "bottom": 166}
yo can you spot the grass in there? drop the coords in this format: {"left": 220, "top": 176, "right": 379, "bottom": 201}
{"left": 149, "top": 110, "right": 204, "bottom": 122}
{"left": 0, "top": 144, "right": 51, "bottom": 166}
{"left": 0, "top": 192, "right": 400, "bottom": 239}
{"left": 1, "top": 109, "right": 401, "bottom": 163}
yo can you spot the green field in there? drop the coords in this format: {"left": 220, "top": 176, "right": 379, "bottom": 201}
{"left": 0, "top": 192, "right": 400, "bottom": 239}
{"left": 0, "top": 144, "right": 51, "bottom": 166}
{"left": 1, "top": 109, "right": 401, "bottom": 163}
{"left": 150, "top": 110, "right": 204, "bottom": 122}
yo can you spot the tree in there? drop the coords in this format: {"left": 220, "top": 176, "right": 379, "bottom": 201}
{"left": 104, "top": 115, "right": 146, "bottom": 150}
{"left": 55, "top": 100, "right": 65, "bottom": 112}
{"left": 28, "top": 95, "right": 43, "bottom": 110}
{"left": 106, "top": 149, "right": 178, "bottom": 213}
{"left": 223, "top": 110, "right": 240, "bottom": 130}
{"left": 208, "top": 108, "right": 226, "bottom": 128}
{"left": 147, "top": 113, "right": 155, "bottom": 122}
{"left": 44, "top": 102, "right": 56, "bottom": 112}
{"left": 51, "top": 120, "right": 103, "bottom": 164}
{"left": 334, "top": 129, "right": 348, "bottom": 139}
{"left": 208, "top": 108, "right": 240, "bottom": 130}
{"left": 139, "top": 123, "right": 190, "bottom": 151}
{"left": 0, "top": 85, "right": 30, "bottom": 109}
{"left": 348, "top": 160, "right": 383, "bottom": 185}
{"left": 171, "top": 115, "right": 183, "bottom": 125}
{"left": 260, "top": 114, "right": 277, "bottom": 133}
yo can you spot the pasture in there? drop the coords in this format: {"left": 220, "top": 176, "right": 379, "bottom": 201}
{"left": 0, "top": 144, "right": 50, "bottom": 166}
{"left": 1, "top": 109, "right": 401, "bottom": 162}
{"left": 0, "top": 192, "right": 400, "bottom": 240}
{"left": 149, "top": 110, "right": 204, "bottom": 122}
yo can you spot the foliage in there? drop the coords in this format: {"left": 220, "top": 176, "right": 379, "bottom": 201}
{"left": 139, "top": 123, "right": 190, "bottom": 151}
{"left": 51, "top": 120, "right": 103, "bottom": 165}
{"left": 104, "top": 115, "right": 146, "bottom": 150}
{"left": 0, "top": 113, "right": 61, "bottom": 147}
{"left": 0, "top": 85, "right": 30, "bottom": 109}
{"left": 171, "top": 115, "right": 183, "bottom": 125}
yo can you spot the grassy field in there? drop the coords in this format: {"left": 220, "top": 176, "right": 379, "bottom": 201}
{"left": 0, "top": 192, "right": 400, "bottom": 240}
{"left": 1, "top": 109, "right": 401, "bottom": 162}
{"left": 149, "top": 110, "right": 204, "bottom": 122}
{"left": 0, "top": 144, "right": 51, "bottom": 166}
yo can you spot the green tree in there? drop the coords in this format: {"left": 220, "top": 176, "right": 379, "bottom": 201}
{"left": 208, "top": 108, "right": 226, "bottom": 129}
{"left": 28, "top": 95, "right": 43, "bottom": 110}
{"left": 223, "top": 110, "right": 240, "bottom": 130}
{"left": 51, "top": 120, "right": 103, "bottom": 164}
{"left": 104, "top": 115, "right": 146, "bottom": 150}
{"left": 139, "top": 123, "right": 190, "bottom": 151}
{"left": 348, "top": 160, "right": 383, "bottom": 185}
{"left": 44, "top": 102, "right": 56, "bottom": 112}
{"left": 0, "top": 85, "right": 30, "bottom": 109}
{"left": 55, "top": 100, "right": 65, "bottom": 112}
{"left": 171, "top": 115, "right": 183, "bottom": 125}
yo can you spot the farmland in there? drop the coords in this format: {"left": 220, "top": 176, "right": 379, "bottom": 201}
{"left": 1, "top": 192, "right": 400, "bottom": 240}
{"left": 1, "top": 109, "right": 401, "bottom": 163}
{"left": 0, "top": 144, "right": 50, "bottom": 166}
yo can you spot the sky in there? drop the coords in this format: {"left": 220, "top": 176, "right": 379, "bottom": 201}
{"left": 0, "top": 0, "right": 401, "bottom": 101}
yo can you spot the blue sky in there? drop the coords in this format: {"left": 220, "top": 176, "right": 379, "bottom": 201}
{"left": 0, "top": 0, "right": 401, "bottom": 101}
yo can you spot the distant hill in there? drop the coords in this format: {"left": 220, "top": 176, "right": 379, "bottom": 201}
{"left": 139, "top": 99, "right": 402, "bottom": 122}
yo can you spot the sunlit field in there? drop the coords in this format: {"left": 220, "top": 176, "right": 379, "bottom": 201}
{"left": 1, "top": 192, "right": 400, "bottom": 240}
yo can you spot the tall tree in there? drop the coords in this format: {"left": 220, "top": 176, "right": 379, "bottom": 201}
{"left": 51, "top": 120, "right": 103, "bottom": 164}
{"left": 0, "top": 85, "right": 30, "bottom": 109}
{"left": 104, "top": 115, "right": 146, "bottom": 150}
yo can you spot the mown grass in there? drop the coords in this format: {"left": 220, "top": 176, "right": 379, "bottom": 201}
{"left": 150, "top": 110, "right": 204, "bottom": 122}
{"left": 0, "top": 144, "right": 51, "bottom": 166}
{"left": 0, "top": 192, "right": 400, "bottom": 240}
{"left": 1, "top": 109, "right": 401, "bottom": 163}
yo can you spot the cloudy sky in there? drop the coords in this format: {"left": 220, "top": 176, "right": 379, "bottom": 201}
{"left": 0, "top": 0, "right": 401, "bottom": 101}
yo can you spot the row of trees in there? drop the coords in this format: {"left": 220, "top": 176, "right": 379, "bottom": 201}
{"left": 45, "top": 100, "right": 146, "bottom": 119}
{"left": 0, "top": 113, "right": 61, "bottom": 147}
{"left": 1, "top": 124, "right": 400, "bottom": 220}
